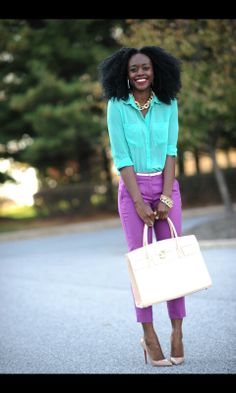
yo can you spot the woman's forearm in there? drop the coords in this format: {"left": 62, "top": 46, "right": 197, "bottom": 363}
{"left": 120, "top": 166, "right": 143, "bottom": 205}
{"left": 162, "top": 155, "right": 176, "bottom": 197}
{"left": 120, "top": 166, "right": 155, "bottom": 226}
{"left": 154, "top": 155, "right": 176, "bottom": 219}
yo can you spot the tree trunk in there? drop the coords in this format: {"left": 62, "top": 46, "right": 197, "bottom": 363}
{"left": 225, "top": 148, "right": 232, "bottom": 168}
{"left": 177, "top": 150, "right": 185, "bottom": 176}
{"left": 193, "top": 147, "right": 200, "bottom": 174}
{"left": 208, "top": 146, "right": 234, "bottom": 215}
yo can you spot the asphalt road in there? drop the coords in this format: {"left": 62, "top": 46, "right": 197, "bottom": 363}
{"left": 0, "top": 216, "right": 236, "bottom": 374}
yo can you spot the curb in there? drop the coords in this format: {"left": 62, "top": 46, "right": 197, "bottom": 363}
{"left": 199, "top": 239, "right": 236, "bottom": 248}
{"left": 0, "top": 216, "right": 236, "bottom": 248}
{"left": 0, "top": 218, "right": 121, "bottom": 243}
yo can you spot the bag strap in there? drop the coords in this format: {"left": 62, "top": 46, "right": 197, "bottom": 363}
{"left": 143, "top": 217, "right": 178, "bottom": 247}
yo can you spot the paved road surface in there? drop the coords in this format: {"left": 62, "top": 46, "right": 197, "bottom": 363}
{"left": 0, "top": 213, "right": 236, "bottom": 374}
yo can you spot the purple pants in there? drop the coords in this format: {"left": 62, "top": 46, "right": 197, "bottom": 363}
{"left": 118, "top": 173, "right": 186, "bottom": 323}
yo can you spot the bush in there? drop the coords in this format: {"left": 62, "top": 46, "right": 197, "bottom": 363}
{"left": 33, "top": 168, "right": 236, "bottom": 217}
{"left": 34, "top": 181, "right": 117, "bottom": 217}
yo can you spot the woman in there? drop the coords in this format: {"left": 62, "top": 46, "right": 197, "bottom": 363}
{"left": 98, "top": 46, "right": 185, "bottom": 367}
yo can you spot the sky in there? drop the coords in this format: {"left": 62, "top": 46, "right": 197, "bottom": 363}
{"left": 0, "top": 159, "right": 38, "bottom": 206}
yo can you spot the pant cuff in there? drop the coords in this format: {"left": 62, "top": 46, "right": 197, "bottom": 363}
{"left": 169, "top": 313, "right": 186, "bottom": 320}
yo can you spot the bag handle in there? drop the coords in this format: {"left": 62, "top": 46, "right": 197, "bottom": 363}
{"left": 143, "top": 217, "right": 178, "bottom": 247}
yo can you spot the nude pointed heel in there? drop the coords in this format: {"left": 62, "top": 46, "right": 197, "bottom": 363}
{"left": 170, "top": 356, "right": 184, "bottom": 365}
{"left": 143, "top": 347, "right": 148, "bottom": 364}
{"left": 140, "top": 337, "right": 172, "bottom": 367}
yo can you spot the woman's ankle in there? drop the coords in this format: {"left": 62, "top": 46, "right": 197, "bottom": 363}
{"left": 171, "top": 329, "right": 183, "bottom": 337}
{"left": 171, "top": 332, "right": 184, "bottom": 357}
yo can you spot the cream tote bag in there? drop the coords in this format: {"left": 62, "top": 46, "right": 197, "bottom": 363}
{"left": 126, "top": 217, "right": 212, "bottom": 308}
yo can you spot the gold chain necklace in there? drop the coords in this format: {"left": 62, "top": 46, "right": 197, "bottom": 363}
{"left": 132, "top": 90, "right": 154, "bottom": 111}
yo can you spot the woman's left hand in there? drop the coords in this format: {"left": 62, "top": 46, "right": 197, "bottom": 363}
{"left": 154, "top": 201, "right": 169, "bottom": 220}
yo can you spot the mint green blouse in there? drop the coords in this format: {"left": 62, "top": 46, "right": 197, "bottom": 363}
{"left": 107, "top": 93, "right": 179, "bottom": 173}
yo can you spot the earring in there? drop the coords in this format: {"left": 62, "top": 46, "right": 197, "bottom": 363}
{"left": 127, "top": 79, "right": 130, "bottom": 89}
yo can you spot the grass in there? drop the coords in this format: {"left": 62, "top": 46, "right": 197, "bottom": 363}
{"left": 0, "top": 205, "right": 37, "bottom": 219}
{"left": 0, "top": 205, "right": 39, "bottom": 233}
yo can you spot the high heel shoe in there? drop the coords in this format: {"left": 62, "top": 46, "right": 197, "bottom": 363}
{"left": 170, "top": 356, "right": 184, "bottom": 365}
{"left": 140, "top": 337, "right": 172, "bottom": 367}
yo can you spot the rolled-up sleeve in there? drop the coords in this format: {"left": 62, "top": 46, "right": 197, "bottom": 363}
{"left": 107, "top": 99, "right": 134, "bottom": 170}
{"left": 167, "top": 99, "right": 179, "bottom": 157}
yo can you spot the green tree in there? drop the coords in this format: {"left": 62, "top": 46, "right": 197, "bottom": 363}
{"left": 0, "top": 19, "right": 125, "bottom": 188}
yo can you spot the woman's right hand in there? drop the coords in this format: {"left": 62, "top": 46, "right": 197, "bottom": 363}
{"left": 134, "top": 200, "right": 156, "bottom": 227}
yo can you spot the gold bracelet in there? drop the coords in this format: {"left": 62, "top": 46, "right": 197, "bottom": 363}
{"left": 160, "top": 194, "right": 174, "bottom": 208}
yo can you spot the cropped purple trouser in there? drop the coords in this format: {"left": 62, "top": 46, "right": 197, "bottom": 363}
{"left": 118, "top": 173, "right": 186, "bottom": 323}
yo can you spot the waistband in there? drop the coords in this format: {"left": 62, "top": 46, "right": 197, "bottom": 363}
{"left": 136, "top": 171, "right": 162, "bottom": 177}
